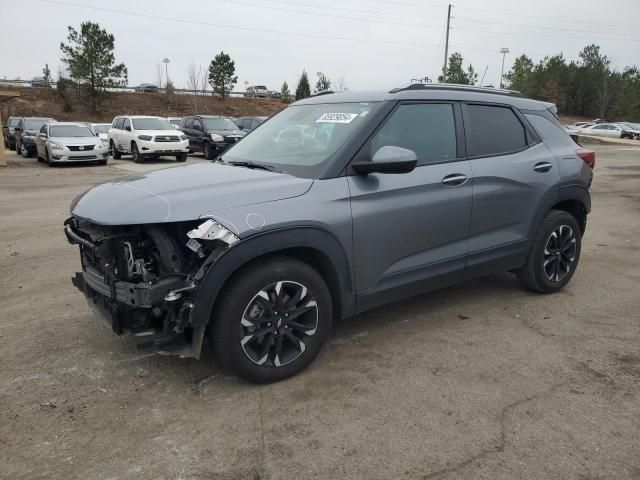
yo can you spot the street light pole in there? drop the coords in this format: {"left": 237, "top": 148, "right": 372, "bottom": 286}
{"left": 499, "top": 48, "right": 509, "bottom": 89}
{"left": 163, "top": 58, "right": 170, "bottom": 88}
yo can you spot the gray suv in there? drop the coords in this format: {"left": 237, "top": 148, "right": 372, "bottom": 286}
{"left": 64, "top": 85, "right": 594, "bottom": 383}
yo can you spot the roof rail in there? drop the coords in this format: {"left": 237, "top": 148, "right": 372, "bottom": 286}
{"left": 389, "top": 83, "right": 524, "bottom": 98}
{"left": 311, "top": 90, "right": 335, "bottom": 97}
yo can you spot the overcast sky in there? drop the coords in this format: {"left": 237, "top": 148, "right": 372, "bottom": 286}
{"left": 1, "top": 0, "right": 639, "bottom": 92}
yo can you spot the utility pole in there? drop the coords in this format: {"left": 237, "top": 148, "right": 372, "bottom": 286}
{"left": 442, "top": 4, "right": 452, "bottom": 83}
{"left": 499, "top": 48, "right": 509, "bottom": 89}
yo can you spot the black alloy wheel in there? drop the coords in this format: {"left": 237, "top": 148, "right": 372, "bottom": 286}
{"left": 240, "top": 280, "right": 319, "bottom": 367}
{"left": 543, "top": 225, "right": 577, "bottom": 282}
{"left": 211, "top": 256, "right": 332, "bottom": 383}
{"left": 516, "top": 209, "right": 582, "bottom": 293}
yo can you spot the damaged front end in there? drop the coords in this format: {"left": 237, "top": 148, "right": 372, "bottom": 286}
{"left": 65, "top": 217, "right": 237, "bottom": 358}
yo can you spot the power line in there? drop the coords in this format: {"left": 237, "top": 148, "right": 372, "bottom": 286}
{"left": 35, "top": 0, "right": 438, "bottom": 47}
{"left": 213, "top": 0, "right": 440, "bottom": 28}
{"left": 456, "top": 25, "right": 640, "bottom": 43}
{"left": 455, "top": 16, "right": 640, "bottom": 40}
{"left": 251, "top": 0, "right": 443, "bottom": 20}
{"left": 456, "top": 5, "right": 638, "bottom": 31}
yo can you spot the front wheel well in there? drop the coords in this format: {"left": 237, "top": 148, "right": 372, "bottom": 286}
{"left": 212, "top": 247, "right": 345, "bottom": 321}
{"left": 551, "top": 199, "right": 587, "bottom": 235}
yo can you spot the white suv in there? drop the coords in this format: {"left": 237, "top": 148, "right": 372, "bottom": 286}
{"left": 108, "top": 116, "right": 190, "bottom": 163}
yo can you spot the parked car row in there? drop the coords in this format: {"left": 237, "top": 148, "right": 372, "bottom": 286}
{"left": 565, "top": 121, "right": 640, "bottom": 140}
{"left": 4, "top": 114, "right": 269, "bottom": 165}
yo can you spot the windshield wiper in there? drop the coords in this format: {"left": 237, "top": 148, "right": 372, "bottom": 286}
{"left": 227, "top": 160, "right": 277, "bottom": 172}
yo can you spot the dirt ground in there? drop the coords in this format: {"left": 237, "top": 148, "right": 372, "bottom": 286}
{"left": 1, "top": 146, "right": 639, "bottom": 480}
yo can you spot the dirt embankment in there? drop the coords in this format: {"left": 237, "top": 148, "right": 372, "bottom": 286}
{"left": 0, "top": 87, "right": 286, "bottom": 122}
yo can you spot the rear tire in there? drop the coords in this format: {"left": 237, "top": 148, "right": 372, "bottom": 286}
{"left": 110, "top": 140, "right": 121, "bottom": 159}
{"left": 175, "top": 152, "right": 187, "bottom": 162}
{"left": 211, "top": 256, "right": 333, "bottom": 383}
{"left": 516, "top": 210, "right": 582, "bottom": 293}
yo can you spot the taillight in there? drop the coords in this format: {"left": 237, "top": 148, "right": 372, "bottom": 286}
{"left": 576, "top": 148, "right": 595, "bottom": 169}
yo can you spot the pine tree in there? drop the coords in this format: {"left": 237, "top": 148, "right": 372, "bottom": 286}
{"left": 208, "top": 51, "right": 238, "bottom": 99}
{"left": 60, "top": 22, "right": 128, "bottom": 111}
{"left": 295, "top": 70, "right": 311, "bottom": 100}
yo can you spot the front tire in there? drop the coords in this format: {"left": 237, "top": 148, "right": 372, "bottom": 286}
{"left": 203, "top": 142, "right": 214, "bottom": 160}
{"left": 46, "top": 148, "right": 55, "bottom": 167}
{"left": 16, "top": 141, "right": 22, "bottom": 156}
{"left": 175, "top": 152, "right": 187, "bottom": 162}
{"left": 516, "top": 210, "right": 582, "bottom": 293}
{"left": 211, "top": 256, "right": 333, "bottom": 383}
{"left": 132, "top": 143, "right": 143, "bottom": 163}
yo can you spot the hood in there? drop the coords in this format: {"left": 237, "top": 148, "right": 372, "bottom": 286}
{"left": 136, "top": 129, "right": 183, "bottom": 137}
{"left": 71, "top": 162, "right": 313, "bottom": 225}
{"left": 207, "top": 128, "right": 246, "bottom": 137}
{"left": 52, "top": 137, "right": 102, "bottom": 146}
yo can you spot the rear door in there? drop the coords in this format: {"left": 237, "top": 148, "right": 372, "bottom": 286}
{"left": 462, "top": 103, "right": 561, "bottom": 277}
{"left": 348, "top": 102, "right": 473, "bottom": 311}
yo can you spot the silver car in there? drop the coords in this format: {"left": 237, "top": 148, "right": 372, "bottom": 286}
{"left": 36, "top": 122, "right": 110, "bottom": 165}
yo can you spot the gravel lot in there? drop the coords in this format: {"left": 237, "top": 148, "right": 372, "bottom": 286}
{"left": 1, "top": 146, "right": 639, "bottom": 480}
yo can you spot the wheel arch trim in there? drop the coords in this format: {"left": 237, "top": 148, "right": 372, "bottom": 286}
{"left": 190, "top": 226, "right": 355, "bottom": 330}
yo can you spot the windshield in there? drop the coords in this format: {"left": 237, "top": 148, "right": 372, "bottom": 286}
{"left": 24, "top": 119, "right": 51, "bottom": 130}
{"left": 203, "top": 117, "right": 238, "bottom": 130}
{"left": 92, "top": 124, "right": 110, "bottom": 134}
{"left": 222, "top": 102, "right": 379, "bottom": 177}
{"left": 132, "top": 118, "right": 173, "bottom": 130}
{"left": 50, "top": 125, "right": 94, "bottom": 137}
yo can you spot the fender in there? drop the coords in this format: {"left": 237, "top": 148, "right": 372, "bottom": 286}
{"left": 527, "top": 182, "right": 591, "bottom": 246}
{"left": 190, "top": 226, "right": 355, "bottom": 330}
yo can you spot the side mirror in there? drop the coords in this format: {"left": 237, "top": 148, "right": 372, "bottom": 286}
{"left": 352, "top": 146, "right": 418, "bottom": 175}
{"left": 125, "top": 126, "right": 131, "bottom": 132}
{"left": 237, "top": 124, "right": 244, "bottom": 130}
{"left": 14, "top": 127, "right": 21, "bottom": 132}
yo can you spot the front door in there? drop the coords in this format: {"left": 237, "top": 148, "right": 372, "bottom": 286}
{"left": 347, "top": 102, "right": 473, "bottom": 311}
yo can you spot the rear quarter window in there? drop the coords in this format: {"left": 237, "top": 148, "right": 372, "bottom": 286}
{"left": 465, "top": 104, "right": 527, "bottom": 156}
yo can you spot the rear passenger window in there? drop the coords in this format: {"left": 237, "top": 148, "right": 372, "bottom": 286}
{"left": 466, "top": 105, "right": 527, "bottom": 156}
{"left": 370, "top": 103, "right": 457, "bottom": 166}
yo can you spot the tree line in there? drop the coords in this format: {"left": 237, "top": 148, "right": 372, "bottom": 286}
{"left": 439, "top": 44, "right": 640, "bottom": 121}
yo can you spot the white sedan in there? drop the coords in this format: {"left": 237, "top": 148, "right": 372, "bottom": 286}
{"left": 580, "top": 123, "right": 639, "bottom": 139}
{"left": 35, "top": 122, "right": 110, "bottom": 166}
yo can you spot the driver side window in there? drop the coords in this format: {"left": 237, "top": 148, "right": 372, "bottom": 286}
{"left": 123, "top": 118, "right": 131, "bottom": 131}
{"left": 370, "top": 103, "right": 457, "bottom": 166}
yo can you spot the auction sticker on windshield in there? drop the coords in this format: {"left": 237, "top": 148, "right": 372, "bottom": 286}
{"left": 316, "top": 113, "right": 359, "bottom": 124}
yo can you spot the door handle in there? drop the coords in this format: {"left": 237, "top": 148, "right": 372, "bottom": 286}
{"left": 441, "top": 173, "right": 468, "bottom": 186}
{"left": 534, "top": 162, "right": 553, "bottom": 173}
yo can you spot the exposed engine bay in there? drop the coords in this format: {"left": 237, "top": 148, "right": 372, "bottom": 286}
{"left": 64, "top": 217, "right": 237, "bottom": 357}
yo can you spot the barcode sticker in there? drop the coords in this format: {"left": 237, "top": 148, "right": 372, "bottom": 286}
{"left": 316, "top": 113, "right": 358, "bottom": 124}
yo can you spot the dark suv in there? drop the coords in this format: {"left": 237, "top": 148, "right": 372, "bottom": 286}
{"left": 65, "top": 85, "right": 593, "bottom": 383}
{"left": 2, "top": 116, "right": 21, "bottom": 150}
{"left": 180, "top": 115, "right": 246, "bottom": 159}
{"left": 15, "top": 117, "right": 56, "bottom": 157}
{"left": 234, "top": 116, "right": 267, "bottom": 133}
